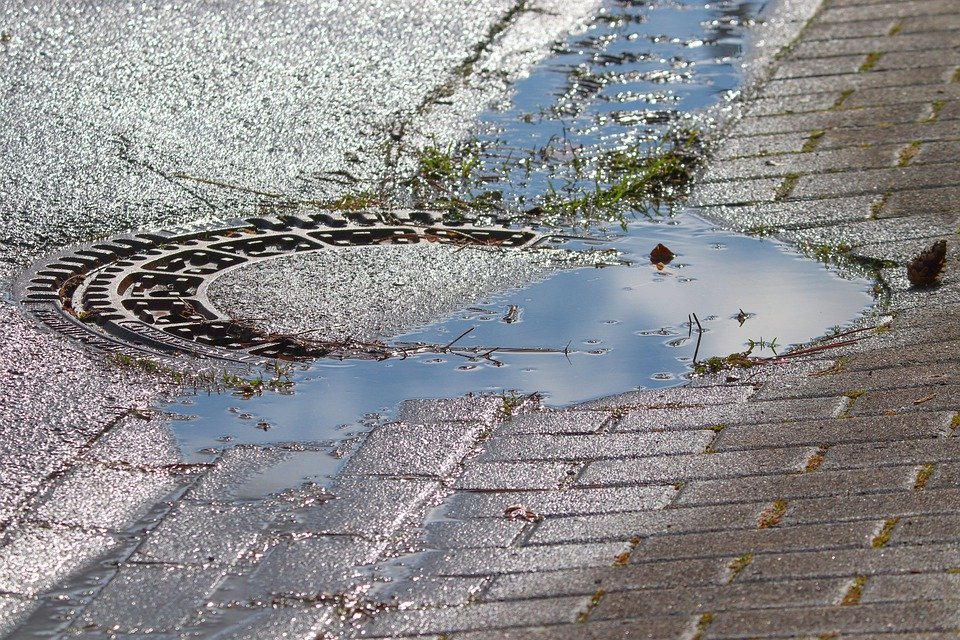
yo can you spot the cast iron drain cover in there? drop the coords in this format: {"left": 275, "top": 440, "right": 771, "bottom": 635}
{"left": 15, "top": 210, "right": 547, "bottom": 367}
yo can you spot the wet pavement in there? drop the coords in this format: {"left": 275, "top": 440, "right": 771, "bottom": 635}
{"left": 3, "top": 0, "right": 960, "bottom": 637}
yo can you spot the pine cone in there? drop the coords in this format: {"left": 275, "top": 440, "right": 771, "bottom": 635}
{"left": 906, "top": 239, "right": 947, "bottom": 287}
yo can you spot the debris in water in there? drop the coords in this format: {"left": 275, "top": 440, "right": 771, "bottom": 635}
{"left": 907, "top": 239, "right": 947, "bottom": 286}
{"left": 650, "top": 243, "right": 675, "bottom": 266}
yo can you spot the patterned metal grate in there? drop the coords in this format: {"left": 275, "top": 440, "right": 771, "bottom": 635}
{"left": 15, "top": 210, "right": 546, "bottom": 366}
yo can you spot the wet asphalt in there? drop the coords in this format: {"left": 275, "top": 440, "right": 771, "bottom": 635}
{"left": 0, "top": 0, "right": 597, "bottom": 578}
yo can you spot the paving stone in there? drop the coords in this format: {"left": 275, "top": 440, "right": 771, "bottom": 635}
{"left": 788, "top": 164, "right": 960, "bottom": 199}
{"left": 819, "top": 0, "right": 959, "bottom": 24}
{"left": 374, "top": 575, "right": 488, "bottom": 607}
{"left": 708, "top": 601, "right": 960, "bottom": 639}
{"left": 0, "top": 524, "right": 118, "bottom": 596}
{"left": 186, "top": 446, "right": 291, "bottom": 501}
{"left": 784, "top": 488, "right": 960, "bottom": 526}
{"left": 33, "top": 463, "right": 179, "bottom": 530}
{"left": 196, "top": 605, "right": 339, "bottom": 640}
{"left": 234, "top": 536, "right": 378, "bottom": 598}
{"left": 134, "top": 501, "right": 273, "bottom": 566}
{"left": 771, "top": 54, "right": 866, "bottom": 80}
{"left": 356, "top": 596, "right": 587, "bottom": 638}
{"left": 886, "top": 513, "right": 960, "bottom": 546}
{"left": 75, "top": 564, "right": 224, "bottom": 633}
{"left": 295, "top": 476, "right": 439, "bottom": 537}
{"left": 674, "top": 466, "right": 917, "bottom": 507}
{"left": 741, "top": 92, "right": 843, "bottom": 116}
{"left": 578, "top": 384, "right": 754, "bottom": 410}
{"left": 442, "top": 617, "right": 692, "bottom": 640}
{"left": 528, "top": 502, "right": 764, "bottom": 545}
{"left": 703, "top": 146, "right": 899, "bottom": 182}
{"left": 840, "top": 338, "right": 960, "bottom": 372}
{"left": 758, "top": 67, "right": 955, "bottom": 98}
{"left": 477, "top": 430, "right": 713, "bottom": 463}
{"left": 754, "top": 362, "right": 960, "bottom": 400}
{"left": 441, "top": 485, "right": 674, "bottom": 519}
{"left": 340, "top": 421, "right": 484, "bottom": 477}
{"left": 923, "top": 462, "right": 960, "bottom": 490}
{"left": 841, "top": 83, "right": 960, "bottom": 111}
{"left": 817, "top": 119, "right": 960, "bottom": 150}
{"left": 691, "top": 177, "right": 781, "bottom": 206}
{"left": 735, "top": 103, "right": 928, "bottom": 137}
{"left": 484, "top": 557, "right": 727, "bottom": 601}
{"left": 713, "top": 131, "right": 811, "bottom": 159}
{"left": 612, "top": 396, "right": 848, "bottom": 432}
{"left": 455, "top": 461, "right": 574, "bottom": 490}
{"left": 794, "top": 33, "right": 960, "bottom": 59}
{"left": 845, "top": 383, "right": 960, "bottom": 416}
{"left": 578, "top": 447, "right": 808, "bottom": 486}
{"left": 591, "top": 577, "right": 847, "bottom": 619}
{"left": 395, "top": 396, "right": 504, "bottom": 425}
{"left": 804, "top": 17, "right": 902, "bottom": 40}
{"left": 713, "top": 414, "right": 951, "bottom": 451}
{"left": 415, "top": 541, "right": 628, "bottom": 577}
{"left": 632, "top": 520, "right": 876, "bottom": 563}
{"left": 419, "top": 517, "right": 526, "bottom": 549}
{"left": 860, "top": 572, "right": 960, "bottom": 603}
{"left": 739, "top": 543, "right": 960, "bottom": 582}
{"left": 497, "top": 410, "right": 610, "bottom": 435}
{"left": 822, "top": 438, "right": 960, "bottom": 471}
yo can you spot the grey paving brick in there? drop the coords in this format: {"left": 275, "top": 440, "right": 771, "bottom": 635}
{"left": 87, "top": 416, "right": 183, "bottom": 468}
{"left": 784, "top": 488, "right": 960, "bottom": 526}
{"left": 0, "top": 524, "right": 118, "bottom": 596}
{"left": 817, "top": 119, "right": 960, "bottom": 150}
{"left": 819, "top": 0, "right": 959, "bottom": 24}
{"left": 296, "top": 476, "right": 439, "bottom": 537}
{"left": 842, "top": 83, "right": 960, "bottom": 110}
{"left": 375, "top": 575, "right": 488, "bottom": 607}
{"left": 873, "top": 49, "right": 960, "bottom": 73}
{"left": 341, "top": 421, "right": 483, "bottom": 477}
{"left": 477, "top": 430, "right": 713, "bottom": 463}
{"left": 485, "top": 557, "right": 727, "bottom": 601}
{"left": 528, "top": 502, "right": 763, "bottom": 545}
{"left": 703, "top": 146, "right": 899, "bottom": 182}
{"left": 192, "top": 605, "right": 338, "bottom": 640}
{"left": 860, "top": 572, "right": 960, "bottom": 603}
{"left": 691, "top": 177, "right": 780, "bottom": 206}
{"left": 924, "top": 462, "right": 960, "bottom": 490}
{"left": 742, "top": 92, "right": 843, "bottom": 116}
{"left": 33, "top": 463, "right": 179, "bottom": 530}
{"left": 713, "top": 131, "right": 811, "bottom": 159}
{"left": 888, "top": 513, "right": 960, "bottom": 546}
{"left": 847, "top": 384, "right": 960, "bottom": 416}
{"left": 736, "top": 103, "right": 928, "bottom": 137}
{"left": 578, "top": 384, "right": 754, "bottom": 410}
{"left": 395, "top": 396, "right": 504, "bottom": 425}
{"left": 357, "top": 596, "right": 587, "bottom": 637}
{"left": 739, "top": 543, "right": 960, "bottom": 582}
{"left": 758, "top": 67, "right": 955, "bottom": 98}
{"left": 772, "top": 55, "right": 867, "bottom": 80}
{"left": 75, "top": 564, "right": 223, "bottom": 633}
{"left": 804, "top": 18, "right": 901, "bottom": 41}
{"left": 674, "top": 466, "right": 917, "bottom": 507}
{"left": 613, "top": 396, "right": 848, "bottom": 432}
{"left": 497, "top": 410, "right": 610, "bottom": 435}
{"left": 416, "top": 541, "right": 628, "bottom": 577}
{"left": 441, "top": 485, "right": 674, "bottom": 519}
{"left": 441, "top": 617, "right": 691, "bottom": 640}
{"left": 841, "top": 338, "right": 960, "bottom": 372}
{"left": 822, "top": 438, "right": 960, "bottom": 471}
{"left": 754, "top": 362, "right": 960, "bottom": 400}
{"left": 186, "top": 446, "right": 290, "bottom": 501}
{"left": 708, "top": 601, "right": 960, "bottom": 639}
{"left": 455, "top": 461, "right": 574, "bottom": 490}
{"left": 633, "top": 520, "right": 876, "bottom": 563}
{"left": 578, "top": 448, "right": 808, "bottom": 486}
{"left": 789, "top": 164, "right": 960, "bottom": 199}
{"left": 419, "top": 517, "right": 526, "bottom": 549}
{"left": 713, "top": 414, "right": 950, "bottom": 451}
{"left": 914, "top": 138, "right": 960, "bottom": 167}
{"left": 234, "top": 536, "right": 378, "bottom": 598}
{"left": 134, "top": 501, "right": 273, "bottom": 566}
{"left": 591, "top": 577, "right": 847, "bottom": 619}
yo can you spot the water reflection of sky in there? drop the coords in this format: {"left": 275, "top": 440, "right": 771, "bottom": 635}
{"left": 167, "top": 0, "right": 875, "bottom": 458}
{"left": 170, "top": 214, "right": 872, "bottom": 457}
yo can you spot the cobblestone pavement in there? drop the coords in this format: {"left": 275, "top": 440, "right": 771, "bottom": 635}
{"left": 3, "top": 0, "right": 960, "bottom": 637}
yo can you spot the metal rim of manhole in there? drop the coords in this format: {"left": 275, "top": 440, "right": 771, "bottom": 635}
{"left": 14, "top": 209, "right": 551, "bottom": 368}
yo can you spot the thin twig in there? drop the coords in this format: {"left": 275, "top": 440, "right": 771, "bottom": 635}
{"left": 443, "top": 327, "right": 476, "bottom": 350}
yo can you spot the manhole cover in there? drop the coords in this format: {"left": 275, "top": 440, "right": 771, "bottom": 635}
{"left": 14, "top": 210, "right": 550, "bottom": 367}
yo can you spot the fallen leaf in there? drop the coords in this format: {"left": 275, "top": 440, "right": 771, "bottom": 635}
{"left": 650, "top": 243, "right": 674, "bottom": 265}
{"left": 907, "top": 239, "right": 947, "bottom": 286}
{"left": 504, "top": 503, "right": 542, "bottom": 522}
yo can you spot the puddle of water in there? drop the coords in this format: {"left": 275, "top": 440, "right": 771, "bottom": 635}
{"left": 166, "top": 0, "right": 875, "bottom": 459}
